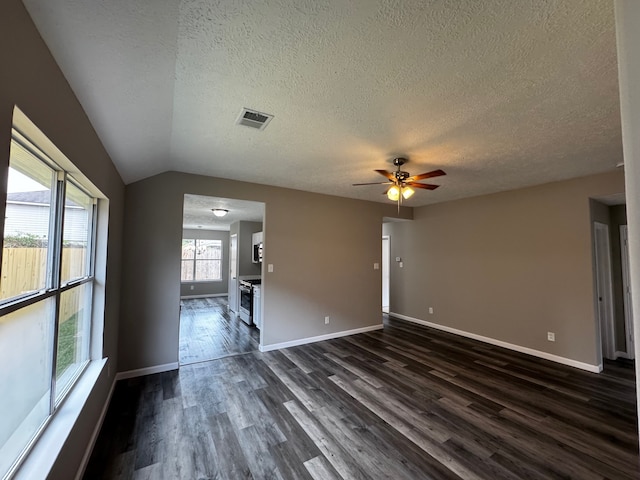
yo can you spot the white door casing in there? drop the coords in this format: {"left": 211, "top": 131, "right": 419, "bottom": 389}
{"left": 620, "top": 225, "right": 635, "bottom": 359}
{"left": 229, "top": 233, "right": 238, "bottom": 315}
{"left": 382, "top": 236, "right": 390, "bottom": 313}
{"left": 594, "top": 222, "right": 616, "bottom": 361}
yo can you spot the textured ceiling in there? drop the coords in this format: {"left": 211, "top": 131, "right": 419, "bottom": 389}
{"left": 22, "top": 0, "right": 622, "bottom": 206}
{"left": 183, "top": 194, "right": 264, "bottom": 231}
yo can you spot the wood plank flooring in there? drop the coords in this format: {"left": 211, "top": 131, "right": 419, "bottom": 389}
{"left": 85, "top": 316, "right": 638, "bottom": 479}
{"left": 179, "top": 297, "right": 259, "bottom": 365}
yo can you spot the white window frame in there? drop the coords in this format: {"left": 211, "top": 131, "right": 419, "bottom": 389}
{"left": 0, "top": 128, "right": 98, "bottom": 479}
{"left": 181, "top": 238, "right": 223, "bottom": 282}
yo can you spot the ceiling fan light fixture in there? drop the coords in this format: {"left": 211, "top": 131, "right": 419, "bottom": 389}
{"left": 402, "top": 186, "right": 415, "bottom": 200}
{"left": 387, "top": 185, "right": 400, "bottom": 201}
{"left": 212, "top": 208, "right": 229, "bottom": 217}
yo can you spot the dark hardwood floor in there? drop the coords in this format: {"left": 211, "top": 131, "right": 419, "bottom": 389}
{"left": 85, "top": 316, "right": 638, "bottom": 479}
{"left": 179, "top": 297, "right": 259, "bottom": 365}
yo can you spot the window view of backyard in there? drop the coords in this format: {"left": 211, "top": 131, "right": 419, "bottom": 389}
{"left": 181, "top": 239, "right": 223, "bottom": 282}
{"left": 0, "top": 135, "right": 96, "bottom": 478}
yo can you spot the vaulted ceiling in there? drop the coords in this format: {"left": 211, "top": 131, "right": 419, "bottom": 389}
{"left": 22, "top": 0, "right": 622, "bottom": 206}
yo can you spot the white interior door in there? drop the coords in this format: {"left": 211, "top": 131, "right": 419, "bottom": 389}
{"left": 382, "top": 236, "right": 390, "bottom": 313}
{"left": 228, "top": 233, "right": 238, "bottom": 315}
{"left": 594, "top": 222, "right": 616, "bottom": 361}
{"left": 620, "top": 225, "right": 635, "bottom": 359}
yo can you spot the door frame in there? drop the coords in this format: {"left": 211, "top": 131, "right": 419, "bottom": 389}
{"left": 593, "top": 222, "right": 616, "bottom": 361}
{"left": 382, "top": 235, "right": 390, "bottom": 313}
{"left": 229, "top": 233, "right": 238, "bottom": 315}
{"left": 620, "top": 225, "right": 635, "bottom": 359}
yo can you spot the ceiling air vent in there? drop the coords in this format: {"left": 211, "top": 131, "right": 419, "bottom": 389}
{"left": 236, "top": 108, "right": 274, "bottom": 130}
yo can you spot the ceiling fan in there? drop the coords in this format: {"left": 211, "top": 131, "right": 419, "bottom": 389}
{"left": 353, "top": 157, "right": 446, "bottom": 207}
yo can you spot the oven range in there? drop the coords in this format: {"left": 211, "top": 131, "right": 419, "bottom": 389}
{"left": 239, "top": 278, "right": 261, "bottom": 325}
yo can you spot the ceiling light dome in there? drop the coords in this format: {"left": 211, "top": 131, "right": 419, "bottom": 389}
{"left": 212, "top": 209, "right": 228, "bottom": 217}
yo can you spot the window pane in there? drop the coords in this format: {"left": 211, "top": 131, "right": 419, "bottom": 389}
{"left": 55, "top": 284, "right": 92, "bottom": 400}
{"left": 181, "top": 260, "right": 194, "bottom": 281}
{"left": 61, "top": 182, "right": 92, "bottom": 283}
{"left": 181, "top": 239, "right": 195, "bottom": 260}
{"left": 1, "top": 142, "right": 55, "bottom": 301}
{"left": 195, "top": 239, "right": 221, "bottom": 259}
{"left": 0, "top": 298, "right": 55, "bottom": 478}
{"left": 195, "top": 260, "right": 221, "bottom": 281}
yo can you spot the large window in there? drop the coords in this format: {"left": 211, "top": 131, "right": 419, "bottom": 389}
{"left": 0, "top": 131, "right": 96, "bottom": 479}
{"left": 181, "top": 239, "right": 223, "bottom": 282}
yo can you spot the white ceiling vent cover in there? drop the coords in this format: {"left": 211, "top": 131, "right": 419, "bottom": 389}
{"left": 236, "top": 108, "right": 274, "bottom": 130}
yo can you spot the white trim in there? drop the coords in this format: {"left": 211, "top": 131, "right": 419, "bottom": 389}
{"left": 259, "top": 324, "right": 384, "bottom": 352}
{"left": 13, "top": 359, "right": 107, "bottom": 480}
{"left": 593, "top": 222, "right": 616, "bottom": 361}
{"left": 74, "top": 372, "right": 117, "bottom": 480}
{"left": 620, "top": 225, "right": 635, "bottom": 359}
{"left": 115, "top": 362, "right": 179, "bottom": 381}
{"left": 390, "top": 313, "right": 603, "bottom": 373}
{"left": 615, "top": 350, "right": 632, "bottom": 360}
{"left": 180, "top": 293, "right": 227, "bottom": 299}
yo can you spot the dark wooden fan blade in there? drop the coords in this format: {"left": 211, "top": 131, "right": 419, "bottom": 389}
{"left": 407, "top": 182, "right": 439, "bottom": 190}
{"left": 352, "top": 181, "right": 392, "bottom": 186}
{"left": 375, "top": 169, "right": 395, "bottom": 180}
{"left": 409, "top": 169, "right": 446, "bottom": 181}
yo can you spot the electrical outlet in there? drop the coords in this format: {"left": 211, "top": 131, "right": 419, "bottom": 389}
{"left": 374, "top": 263, "right": 379, "bottom": 270}
{"left": 325, "top": 316, "right": 330, "bottom": 325}
{"left": 547, "top": 332, "right": 555, "bottom": 342}
{"left": 399, "top": 262, "right": 403, "bottom": 268}
{"left": 268, "top": 264, "right": 274, "bottom": 273}
{"left": 428, "top": 307, "right": 433, "bottom": 314}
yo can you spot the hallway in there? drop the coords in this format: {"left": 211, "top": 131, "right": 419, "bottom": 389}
{"left": 179, "top": 297, "right": 260, "bottom": 365}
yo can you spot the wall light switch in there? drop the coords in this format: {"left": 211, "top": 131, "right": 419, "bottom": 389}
{"left": 268, "top": 264, "right": 274, "bottom": 273}
{"left": 395, "top": 257, "right": 401, "bottom": 262}
{"left": 374, "top": 263, "right": 379, "bottom": 270}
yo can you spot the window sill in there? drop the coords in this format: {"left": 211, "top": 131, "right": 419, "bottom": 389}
{"left": 13, "top": 358, "right": 107, "bottom": 480}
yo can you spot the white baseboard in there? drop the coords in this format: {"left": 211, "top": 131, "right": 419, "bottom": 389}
{"left": 180, "top": 293, "right": 227, "bottom": 299}
{"left": 260, "top": 324, "right": 384, "bottom": 352}
{"left": 74, "top": 368, "right": 117, "bottom": 480}
{"left": 115, "top": 362, "right": 179, "bottom": 381}
{"left": 614, "top": 350, "right": 632, "bottom": 360}
{"left": 389, "top": 312, "right": 602, "bottom": 374}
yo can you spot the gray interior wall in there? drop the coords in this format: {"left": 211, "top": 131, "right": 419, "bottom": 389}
{"left": 230, "top": 220, "right": 263, "bottom": 277}
{"left": 180, "top": 229, "right": 229, "bottom": 297}
{"left": 0, "top": 1, "right": 125, "bottom": 478}
{"left": 119, "top": 171, "right": 411, "bottom": 371}
{"left": 386, "top": 171, "right": 624, "bottom": 367}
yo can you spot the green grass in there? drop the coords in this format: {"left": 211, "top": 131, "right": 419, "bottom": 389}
{"left": 56, "top": 312, "right": 79, "bottom": 378}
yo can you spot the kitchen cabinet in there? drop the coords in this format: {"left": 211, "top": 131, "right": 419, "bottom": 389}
{"left": 252, "top": 231, "right": 263, "bottom": 263}
{"left": 252, "top": 284, "right": 262, "bottom": 330}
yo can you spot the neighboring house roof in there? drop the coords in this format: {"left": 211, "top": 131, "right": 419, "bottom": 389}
{"left": 7, "top": 190, "right": 80, "bottom": 207}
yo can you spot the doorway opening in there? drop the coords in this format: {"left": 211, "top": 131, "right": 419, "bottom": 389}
{"left": 590, "top": 197, "right": 634, "bottom": 375}
{"left": 179, "top": 194, "right": 265, "bottom": 365}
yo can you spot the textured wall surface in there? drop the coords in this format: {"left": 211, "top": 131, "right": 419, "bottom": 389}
{"left": 119, "top": 171, "right": 410, "bottom": 371}
{"left": 385, "top": 171, "right": 625, "bottom": 367}
{"left": 1, "top": 1, "right": 125, "bottom": 478}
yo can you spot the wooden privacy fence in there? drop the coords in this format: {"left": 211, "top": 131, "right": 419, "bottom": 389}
{"left": 1, "top": 247, "right": 87, "bottom": 322}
